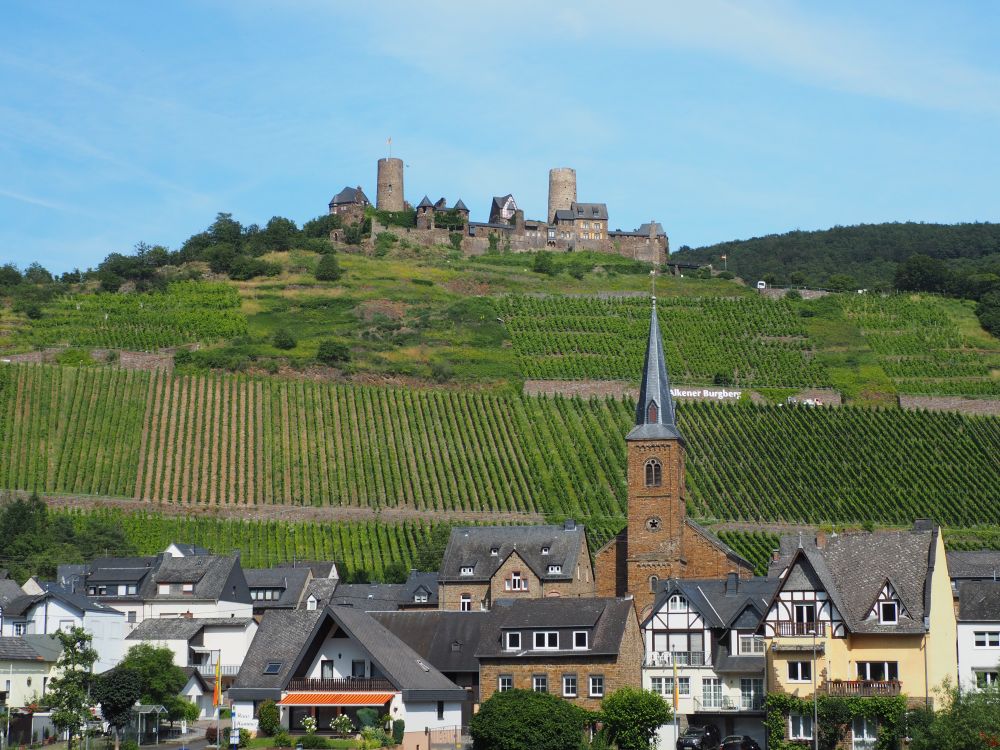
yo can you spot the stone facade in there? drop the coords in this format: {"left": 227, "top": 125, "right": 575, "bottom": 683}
{"left": 376, "top": 158, "right": 404, "bottom": 212}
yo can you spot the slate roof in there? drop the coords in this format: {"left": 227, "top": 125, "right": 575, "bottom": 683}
{"left": 637, "top": 222, "right": 666, "bottom": 237}
{"left": 947, "top": 551, "right": 1000, "bottom": 580}
{"left": 144, "top": 555, "right": 243, "bottom": 601}
{"left": 304, "top": 578, "right": 338, "bottom": 608}
{"left": 127, "top": 617, "right": 254, "bottom": 641}
{"left": 331, "top": 583, "right": 405, "bottom": 611}
{"left": 571, "top": 202, "right": 609, "bottom": 220}
{"left": 646, "top": 576, "right": 778, "bottom": 630}
{"left": 438, "top": 522, "right": 586, "bottom": 583}
{"left": 86, "top": 556, "right": 159, "bottom": 584}
{"left": 0, "top": 635, "right": 61, "bottom": 662}
{"left": 329, "top": 186, "right": 370, "bottom": 207}
{"left": 274, "top": 561, "right": 338, "bottom": 580}
{"left": 232, "top": 607, "right": 464, "bottom": 701}
{"left": 553, "top": 209, "right": 575, "bottom": 222}
{"left": 40, "top": 583, "right": 122, "bottom": 614}
{"left": 770, "top": 527, "right": 935, "bottom": 634}
{"left": 476, "top": 597, "right": 634, "bottom": 659}
{"left": 491, "top": 195, "right": 515, "bottom": 210}
{"left": 417, "top": 196, "right": 434, "bottom": 208}
{"left": 0, "top": 579, "right": 24, "bottom": 606}
{"left": 245, "top": 567, "right": 311, "bottom": 609}
{"left": 373, "top": 611, "right": 485, "bottom": 673}
{"left": 627, "top": 300, "right": 683, "bottom": 442}
{"left": 957, "top": 581, "right": 1000, "bottom": 622}
{"left": 453, "top": 199, "right": 468, "bottom": 212}
{"left": 168, "top": 543, "right": 210, "bottom": 556}
{"left": 400, "top": 571, "right": 438, "bottom": 607}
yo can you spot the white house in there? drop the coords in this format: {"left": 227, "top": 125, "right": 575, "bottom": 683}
{"left": 642, "top": 575, "right": 776, "bottom": 750}
{"left": 230, "top": 606, "right": 465, "bottom": 750}
{"left": 0, "top": 635, "right": 62, "bottom": 708}
{"left": 0, "top": 585, "right": 126, "bottom": 671}
{"left": 125, "top": 616, "right": 258, "bottom": 678}
{"left": 140, "top": 554, "right": 253, "bottom": 621}
{"left": 956, "top": 581, "right": 1000, "bottom": 691}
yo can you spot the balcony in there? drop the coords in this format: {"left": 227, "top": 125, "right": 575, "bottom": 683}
{"left": 644, "top": 651, "right": 708, "bottom": 668}
{"left": 286, "top": 678, "right": 395, "bottom": 692}
{"left": 692, "top": 696, "right": 764, "bottom": 712}
{"left": 776, "top": 621, "right": 826, "bottom": 637}
{"left": 825, "top": 680, "right": 901, "bottom": 697}
{"left": 190, "top": 663, "right": 240, "bottom": 677}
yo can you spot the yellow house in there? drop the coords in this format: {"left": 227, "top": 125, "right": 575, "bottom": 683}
{"left": 0, "top": 635, "right": 62, "bottom": 708}
{"left": 760, "top": 522, "right": 956, "bottom": 746}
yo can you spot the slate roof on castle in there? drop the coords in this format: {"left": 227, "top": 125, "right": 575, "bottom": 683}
{"left": 610, "top": 222, "right": 667, "bottom": 238}
{"left": 438, "top": 522, "right": 586, "bottom": 583}
{"left": 553, "top": 202, "right": 609, "bottom": 221}
{"left": 329, "top": 186, "right": 370, "bottom": 207}
{"left": 768, "top": 525, "right": 940, "bottom": 634}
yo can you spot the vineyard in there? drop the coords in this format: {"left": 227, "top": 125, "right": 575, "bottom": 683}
{"left": 2, "top": 363, "right": 998, "bottom": 527}
{"left": 841, "top": 293, "right": 1000, "bottom": 396}
{"left": 16, "top": 281, "right": 247, "bottom": 350}
{"left": 495, "top": 295, "right": 830, "bottom": 387}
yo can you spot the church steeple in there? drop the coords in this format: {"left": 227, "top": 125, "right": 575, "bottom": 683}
{"left": 627, "top": 297, "right": 683, "bottom": 442}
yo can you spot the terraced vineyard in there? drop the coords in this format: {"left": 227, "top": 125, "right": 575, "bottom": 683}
{"left": 841, "top": 293, "right": 1000, "bottom": 396}
{"left": 17, "top": 281, "right": 246, "bottom": 350}
{"left": 2, "top": 363, "right": 998, "bottom": 527}
{"left": 496, "top": 295, "right": 829, "bottom": 387}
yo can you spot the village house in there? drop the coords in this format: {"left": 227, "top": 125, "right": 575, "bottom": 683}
{"left": 126, "top": 616, "right": 258, "bottom": 680}
{"left": 0, "top": 635, "right": 62, "bottom": 709}
{"left": 955, "top": 580, "right": 1000, "bottom": 691}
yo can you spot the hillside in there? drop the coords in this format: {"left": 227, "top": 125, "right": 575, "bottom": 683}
{"left": 673, "top": 221, "right": 1000, "bottom": 290}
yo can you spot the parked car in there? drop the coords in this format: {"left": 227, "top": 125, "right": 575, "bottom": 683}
{"left": 677, "top": 724, "right": 721, "bottom": 750}
{"left": 721, "top": 736, "right": 761, "bottom": 750}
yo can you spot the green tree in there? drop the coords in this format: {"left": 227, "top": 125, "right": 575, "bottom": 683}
{"left": 117, "top": 644, "right": 187, "bottom": 718}
{"left": 47, "top": 628, "right": 98, "bottom": 750}
{"left": 272, "top": 328, "right": 297, "bottom": 350}
{"left": 315, "top": 254, "right": 343, "bottom": 282}
{"left": 94, "top": 668, "right": 142, "bottom": 750}
{"left": 908, "top": 681, "right": 1000, "bottom": 750}
{"left": 895, "top": 254, "right": 950, "bottom": 293}
{"left": 533, "top": 251, "right": 556, "bottom": 276}
{"left": 316, "top": 339, "right": 350, "bottom": 366}
{"left": 600, "top": 687, "right": 671, "bottom": 750}
{"left": 470, "top": 689, "right": 589, "bottom": 750}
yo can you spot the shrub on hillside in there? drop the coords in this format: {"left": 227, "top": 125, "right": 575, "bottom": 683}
{"left": 532, "top": 251, "right": 556, "bottom": 276}
{"left": 316, "top": 339, "right": 350, "bottom": 365}
{"left": 272, "top": 328, "right": 297, "bottom": 350}
{"left": 315, "top": 253, "right": 343, "bottom": 281}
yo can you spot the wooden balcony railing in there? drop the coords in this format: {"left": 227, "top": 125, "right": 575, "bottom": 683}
{"left": 286, "top": 677, "right": 395, "bottom": 692}
{"left": 776, "top": 621, "right": 826, "bottom": 637}
{"left": 825, "top": 680, "right": 901, "bottom": 697}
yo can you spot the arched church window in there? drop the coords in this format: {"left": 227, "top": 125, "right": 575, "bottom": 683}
{"left": 647, "top": 400, "right": 658, "bottom": 423}
{"left": 649, "top": 575, "right": 659, "bottom": 593}
{"left": 645, "top": 458, "right": 662, "bottom": 488}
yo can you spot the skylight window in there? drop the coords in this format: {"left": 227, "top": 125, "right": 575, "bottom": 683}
{"left": 460, "top": 566, "right": 474, "bottom": 576}
{"left": 263, "top": 662, "right": 282, "bottom": 675}
{"left": 490, "top": 547, "right": 499, "bottom": 556}
{"left": 541, "top": 547, "right": 550, "bottom": 555}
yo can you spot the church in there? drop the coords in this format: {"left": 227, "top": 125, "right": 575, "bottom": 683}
{"left": 594, "top": 298, "right": 754, "bottom": 616}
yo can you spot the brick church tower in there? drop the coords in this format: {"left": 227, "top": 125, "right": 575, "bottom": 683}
{"left": 595, "top": 298, "right": 753, "bottom": 617}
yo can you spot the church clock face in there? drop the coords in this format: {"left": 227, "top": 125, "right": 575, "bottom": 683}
{"left": 645, "top": 516, "right": 662, "bottom": 531}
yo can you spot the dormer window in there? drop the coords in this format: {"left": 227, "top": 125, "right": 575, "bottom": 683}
{"left": 490, "top": 548, "right": 499, "bottom": 557}
{"left": 547, "top": 565, "right": 562, "bottom": 575}
{"left": 414, "top": 593, "right": 428, "bottom": 604}
{"left": 541, "top": 547, "right": 550, "bottom": 556}
{"left": 460, "top": 566, "right": 474, "bottom": 576}
{"left": 533, "top": 631, "right": 558, "bottom": 650}
{"left": 645, "top": 458, "right": 662, "bottom": 488}
{"left": 573, "top": 631, "right": 588, "bottom": 650}
{"left": 879, "top": 602, "right": 898, "bottom": 624}
{"left": 306, "top": 596, "right": 317, "bottom": 611}
{"left": 505, "top": 632, "right": 521, "bottom": 651}
{"left": 157, "top": 583, "right": 169, "bottom": 595}
{"left": 668, "top": 594, "right": 686, "bottom": 612}
{"left": 647, "top": 400, "right": 658, "bottom": 423}
{"left": 182, "top": 583, "right": 194, "bottom": 594}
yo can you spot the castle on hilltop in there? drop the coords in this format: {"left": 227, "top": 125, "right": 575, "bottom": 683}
{"left": 328, "top": 157, "right": 669, "bottom": 264}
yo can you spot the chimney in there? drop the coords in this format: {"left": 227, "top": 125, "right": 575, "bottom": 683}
{"left": 771, "top": 548, "right": 781, "bottom": 563}
{"left": 815, "top": 530, "right": 827, "bottom": 549}
{"left": 725, "top": 572, "right": 739, "bottom": 595}
{"left": 564, "top": 519, "right": 576, "bottom": 531}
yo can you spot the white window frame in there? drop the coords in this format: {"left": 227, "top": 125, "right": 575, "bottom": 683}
{"left": 182, "top": 582, "right": 194, "bottom": 593}
{"left": 414, "top": 593, "right": 428, "bottom": 603}
{"left": 975, "top": 670, "right": 999, "bottom": 688}
{"left": 533, "top": 675, "right": 548, "bottom": 693}
{"left": 974, "top": 631, "right": 1000, "bottom": 648}
{"left": 878, "top": 601, "right": 898, "bottom": 624}
{"left": 668, "top": 594, "right": 686, "bottom": 612}
{"left": 562, "top": 674, "right": 577, "bottom": 697}
{"left": 541, "top": 547, "right": 550, "bottom": 556}
{"left": 460, "top": 594, "right": 472, "bottom": 612}
{"left": 157, "top": 583, "right": 170, "bottom": 595}
{"left": 788, "top": 661, "right": 812, "bottom": 682}
{"left": 460, "top": 566, "right": 474, "bottom": 577}
{"left": 588, "top": 675, "right": 604, "bottom": 698}
{"left": 852, "top": 716, "right": 878, "bottom": 750}
{"left": 857, "top": 661, "right": 898, "bottom": 681}
{"left": 504, "top": 632, "right": 521, "bottom": 651}
{"left": 701, "top": 677, "right": 722, "bottom": 709}
{"left": 498, "top": 675, "right": 513, "bottom": 692}
{"left": 547, "top": 565, "right": 562, "bottom": 575}
{"left": 739, "top": 634, "right": 765, "bottom": 655}
{"left": 533, "top": 631, "right": 558, "bottom": 650}
{"left": 573, "top": 631, "right": 588, "bottom": 650}
{"left": 506, "top": 571, "right": 527, "bottom": 591}
{"left": 13, "top": 623, "right": 26, "bottom": 636}
{"left": 789, "top": 715, "right": 814, "bottom": 741}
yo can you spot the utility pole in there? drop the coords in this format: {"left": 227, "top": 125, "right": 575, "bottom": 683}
{"left": 812, "top": 629, "right": 818, "bottom": 750}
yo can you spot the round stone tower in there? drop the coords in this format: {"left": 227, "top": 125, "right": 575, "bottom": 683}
{"left": 376, "top": 157, "right": 405, "bottom": 212}
{"left": 548, "top": 167, "right": 577, "bottom": 223}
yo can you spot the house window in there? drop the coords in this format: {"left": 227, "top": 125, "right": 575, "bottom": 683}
{"left": 506, "top": 571, "right": 527, "bottom": 591}
{"left": 589, "top": 675, "right": 604, "bottom": 697}
{"left": 182, "top": 583, "right": 194, "bottom": 593}
{"left": 437, "top": 701, "right": 444, "bottom": 721}
{"left": 533, "top": 631, "right": 558, "bottom": 650}
{"left": 547, "top": 565, "right": 562, "bottom": 575}
{"left": 740, "top": 678, "right": 763, "bottom": 710}
{"left": 644, "top": 458, "right": 662, "bottom": 487}
{"left": 879, "top": 602, "right": 898, "bottom": 624}
{"left": 13, "top": 623, "right": 26, "bottom": 636}
{"left": 498, "top": 675, "right": 513, "bottom": 692}
{"left": 158, "top": 583, "right": 170, "bottom": 595}
{"left": 701, "top": 678, "right": 722, "bottom": 709}
{"left": 787, "top": 661, "right": 812, "bottom": 682}
{"left": 460, "top": 566, "right": 474, "bottom": 576}
{"left": 127, "top": 584, "right": 137, "bottom": 595}
{"left": 414, "top": 593, "right": 428, "bottom": 603}
{"left": 127, "top": 611, "right": 136, "bottom": 623}
{"left": 739, "top": 635, "right": 766, "bottom": 655}
{"left": 789, "top": 715, "right": 813, "bottom": 741}
{"left": 352, "top": 660, "right": 366, "bottom": 678}
{"left": 857, "top": 662, "right": 898, "bottom": 681}
{"left": 460, "top": 594, "right": 472, "bottom": 612}
{"left": 562, "top": 674, "right": 577, "bottom": 697}
{"left": 541, "top": 547, "right": 550, "bottom": 555}
{"left": 306, "top": 597, "right": 317, "bottom": 611}
{"left": 976, "top": 671, "right": 999, "bottom": 688}
{"left": 668, "top": 594, "right": 686, "bottom": 612}
{"left": 533, "top": 675, "right": 548, "bottom": 693}
{"left": 573, "top": 631, "right": 588, "bottom": 650}
{"left": 793, "top": 603, "right": 816, "bottom": 629}
{"left": 505, "top": 632, "right": 521, "bottom": 651}
{"left": 651, "top": 677, "right": 689, "bottom": 696}
{"left": 852, "top": 717, "right": 878, "bottom": 750}
{"left": 974, "top": 631, "right": 1000, "bottom": 648}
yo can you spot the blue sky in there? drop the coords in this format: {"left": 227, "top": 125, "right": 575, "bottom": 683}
{"left": 2, "top": 1, "right": 999, "bottom": 273}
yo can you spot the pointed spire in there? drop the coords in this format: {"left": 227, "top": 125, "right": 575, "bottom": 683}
{"left": 626, "top": 297, "right": 683, "bottom": 442}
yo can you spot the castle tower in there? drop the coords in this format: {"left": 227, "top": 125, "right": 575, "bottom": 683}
{"left": 548, "top": 167, "right": 576, "bottom": 223}
{"left": 624, "top": 299, "right": 687, "bottom": 603}
{"left": 376, "top": 157, "right": 405, "bottom": 212}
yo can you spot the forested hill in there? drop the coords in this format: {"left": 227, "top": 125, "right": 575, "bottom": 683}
{"left": 673, "top": 222, "right": 1000, "bottom": 289}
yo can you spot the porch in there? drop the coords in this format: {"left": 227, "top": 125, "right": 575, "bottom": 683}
{"left": 278, "top": 686, "right": 398, "bottom": 734}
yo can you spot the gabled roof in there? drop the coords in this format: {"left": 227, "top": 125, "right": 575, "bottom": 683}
{"left": 275, "top": 561, "right": 338, "bottom": 579}
{"left": 373, "top": 610, "right": 485, "bottom": 673}
{"left": 0, "top": 635, "right": 61, "bottom": 662}
{"left": 769, "top": 528, "right": 934, "bottom": 634}
{"left": 232, "top": 607, "right": 464, "bottom": 701}
{"left": 245, "top": 567, "right": 311, "bottom": 609}
{"left": 627, "top": 299, "right": 683, "bottom": 442}
{"left": 143, "top": 555, "right": 246, "bottom": 602}
{"left": 329, "top": 186, "right": 370, "bottom": 207}
{"left": 127, "top": 617, "right": 255, "bottom": 641}
{"left": 0, "top": 579, "right": 24, "bottom": 607}
{"left": 947, "top": 550, "right": 1000, "bottom": 579}
{"left": 571, "top": 202, "right": 609, "bottom": 220}
{"left": 86, "top": 556, "right": 159, "bottom": 584}
{"left": 303, "top": 578, "right": 338, "bottom": 608}
{"left": 645, "top": 577, "right": 778, "bottom": 630}
{"left": 476, "top": 597, "right": 634, "bottom": 658}
{"left": 957, "top": 581, "right": 1000, "bottom": 622}
{"left": 400, "top": 571, "right": 438, "bottom": 606}
{"left": 491, "top": 194, "right": 516, "bottom": 209}
{"left": 39, "top": 583, "right": 122, "bottom": 614}
{"left": 330, "top": 583, "right": 406, "bottom": 611}
{"left": 167, "top": 542, "right": 210, "bottom": 557}
{"left": 553, "top": 209, "right": 575, "bottom": 222}
{"left": 438, "top": 523, "right": 586, "bottom": 583}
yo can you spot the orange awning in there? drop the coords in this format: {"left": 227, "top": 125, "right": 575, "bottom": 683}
{"left": 278, "top": 692, "right": 396, "bottom": 706}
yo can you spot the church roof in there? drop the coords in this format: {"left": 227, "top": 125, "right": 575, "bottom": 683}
{"left": 627, "top": 299, "right": 683, "bottom": 441}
